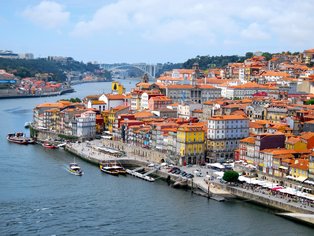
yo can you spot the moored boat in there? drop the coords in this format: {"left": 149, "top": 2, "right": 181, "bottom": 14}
{"left": 67, "top": 163, "right": 83, "bottom": 176}
{"left": 24, "top": 122, "right": 31, "bottom": 129}
{"left": 100, "top": 162, "right": 120, "bottom": 176}
{"left": 7, "top": 132, "right": 31, "bottom": 145}
{"left": 42, "top": 142, "right": 58, "bottom": 149}
{"left": 111, "top": 162, "right": 127, "bottom": 175}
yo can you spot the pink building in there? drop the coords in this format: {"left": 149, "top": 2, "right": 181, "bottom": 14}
{"left": 148, "top": 96, "right": 172, "bottom": 111}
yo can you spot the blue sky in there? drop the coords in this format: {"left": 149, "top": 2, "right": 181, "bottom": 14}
{"left": 1, "top": 0, "right": 314, "bottom": 63}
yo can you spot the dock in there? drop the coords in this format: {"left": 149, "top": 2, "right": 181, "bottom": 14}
{"left": 276, "top": 213, "right": 314, "bottom": 226}
{"left": 126, "top": 169, "right": 155, "bottom": 182}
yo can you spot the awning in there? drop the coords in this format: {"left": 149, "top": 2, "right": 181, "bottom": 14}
{"left": 279, "top": 166, "right": 288, "bottom": 170}
{"left": 246, "top": 160, "right": 253, "bottom": 164}
{"left": 258, "top": 163, "right": 264, "bottom": 167}
{"left": 305, "top": 179, "right": 314, "bottom": 186}
{"left": 296, "top": 176, "right": 307, "bottom": 182}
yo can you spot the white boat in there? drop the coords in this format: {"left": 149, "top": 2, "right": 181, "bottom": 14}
{"left": 67, "top": 162, "right": 83, "bottom": 176}
{"left": 57, "top": 143, "right": 66, "bottom": 148}
{"left": 24, "top": 122, "right": 31, "bottom": 128}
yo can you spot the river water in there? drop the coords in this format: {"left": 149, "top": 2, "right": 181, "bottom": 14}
{"left": 0, "top": 79, "right": 312, "bottom": 235}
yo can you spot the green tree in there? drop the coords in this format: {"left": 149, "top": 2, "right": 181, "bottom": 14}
{"left": 262, "top": 52, "right": 272, "bottom": 61}
{"left": 223, "top": 171, "right": 239, "bottom": 182}
{"left": 305, "top": 99, "right": 314, "bottom": 105}
{"left": 245, "top": 52, "right": 254, "bottom": 59}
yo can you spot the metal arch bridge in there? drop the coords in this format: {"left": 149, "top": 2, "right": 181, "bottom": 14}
{"left": 102, "top": 63, "right": 157, "bottom": 78}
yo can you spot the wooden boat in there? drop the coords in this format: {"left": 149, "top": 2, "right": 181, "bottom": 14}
{"left": 111, "top": 163, "right": 127, "bottom": 175}
{"left": 7, "top": 132, "right": 30, "bottom": 145}
{"left": 99, "top": 162, "right": 119, "bottom": 176}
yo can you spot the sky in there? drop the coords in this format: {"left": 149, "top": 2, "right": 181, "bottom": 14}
{"left": 1, "top": 0, "right": 314, "bottom": 63}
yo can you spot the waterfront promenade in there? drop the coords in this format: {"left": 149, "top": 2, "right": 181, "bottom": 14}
{"left": 64, "top": 139, "right": 314, "bottom": 226}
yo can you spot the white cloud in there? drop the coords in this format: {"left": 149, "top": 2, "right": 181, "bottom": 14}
{"left": 70, "top": 0, "right": 314, "bottom": 48}
{"left": 23, "top": 0, "right": 69, "bottom": 29}
{"left": 241, "top": 23, "right": 270, "bottom": 40}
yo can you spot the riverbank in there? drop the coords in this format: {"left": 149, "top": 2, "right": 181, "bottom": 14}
{"left": 63, "top": 139, "right": 314, "bottom": 227}
{"left": 0, "top": 87, "right": 74, "bottom": 99}
{"left": 70, "top": 79, "right": 112, "bottom": 85}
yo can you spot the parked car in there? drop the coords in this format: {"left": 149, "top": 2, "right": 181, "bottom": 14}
{"left": 186, "top": 174, "right": 194, "bottom": 179}
{"left": 174, "top": 169, "right": 181, "bottom": 175}
{"left": 181, "top": 171, "right": 187, "bottom": 177}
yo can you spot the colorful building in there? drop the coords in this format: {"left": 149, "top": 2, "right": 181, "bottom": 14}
{"left": 176, "top": 123, "right": 205, "bottom": 165}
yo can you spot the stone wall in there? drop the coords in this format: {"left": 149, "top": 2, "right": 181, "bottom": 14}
{"left": 227, "top": 186, "right": 313, "bottom": 214}
{"left": 31, "top": 128, "right": 61, "bottom": 142}
{"left": 102, "top": 139, "right": 166, "bottom": 164}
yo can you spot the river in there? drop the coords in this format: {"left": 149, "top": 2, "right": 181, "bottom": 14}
{"left": 0, "top": 79, "right": 312, "bottom": 235}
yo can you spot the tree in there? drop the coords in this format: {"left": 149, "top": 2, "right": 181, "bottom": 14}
{"left": 245, "top": 52, "right": 254, "bottom": 59}
{"left": 305, "top": 99, "right": 314, "bottom": 105}
{"left": 223, "top": 171, "right": 239, "bottom": 182}
{"left": 262, "top": 52, "right": 272, "bottom": 61}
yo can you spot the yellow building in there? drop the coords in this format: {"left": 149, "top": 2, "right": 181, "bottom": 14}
{"left": 309, "top": 154, "right": 314, "bottom": 180}
{"left": 108, "top": 105, "right": 129, "bottom": 133}
{"left": 102, "top": 110, "right": 109, "bottom": 131}
{"left": 285, "top": 136, "right": 307, "bottom": 151}
{"left": 176, "top": 124, "right": 205, "bottom": 165}
{"left": 111, "top": 81, "right": 125, "bottom": 95}
{"left": 44, "top": 108, "right": 60, "bottom": 131}
{"left": 289, "top": 159, "right": 309, "bottom": 181}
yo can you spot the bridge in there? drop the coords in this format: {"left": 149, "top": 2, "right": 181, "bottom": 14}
{"left": 101, "top": 63, "right": 158, "bottom": 78}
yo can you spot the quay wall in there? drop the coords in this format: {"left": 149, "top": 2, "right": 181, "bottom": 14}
{"left": 31, "top": 127, "right": 64, "bottom": 142}
{"left": 0, "top": 88, "right": 74, "bottom": 99}
{"left": 102, "top": 140, "right": 166, "bottom": 164}
{"left": 226, "top": 186, "right": 313, "bottom": 214}
{"left": 65, "top": 143, "right": 147, "bottom": 168}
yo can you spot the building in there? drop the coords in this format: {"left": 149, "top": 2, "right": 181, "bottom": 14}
{"left": 176, "top": 123, "right": 205, "bottom": 165}
{"left": 177, "top": 102, "right": 202, "bottom": 119}
{"left": 224, "top": 82, "right": 277, "bottom": 99}
{"left": 207, "top": 115, "right": 249, "bottom": 162}
{"left": 165, "top": 84, "right": 221, "bottom": 104}
{"left": 239, "top": 133, "right": 286, "bottom": 167}
{"left": 99, "top": 94, "right": 128, "bottom": 110}
{"left": 72, "top": 110, "right": 96, "bottom": 139}
{"left": 140, "top": 91, "right": 162, "bottom": 110}
{"left": 108, "top": 105, "right": 130, "bottom": 133}
{"left": 148, "top": 96, "right": 172, "bottom": 111}
{"left": 303, "top": 49, "right": 314, "bottom": 64}
{"left": 289, "top": 159, "right": 309, "bottom": 182}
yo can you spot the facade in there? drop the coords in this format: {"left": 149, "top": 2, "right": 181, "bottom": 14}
{"left": 130, "top": 90, "right": 143, "bottom": 111}
{"left": 148, "top": 96, "right": 172, "bottom": 111}
{"left": 140, "top": 91, "right": 162, "bottom": 110}
{"left": 177, "top": 102, "right": 202, "bottom": 119}
{"left": 176, "top": 124, "right": 205, "bottom": 165}
{"left": 224, "top": 82, "right": 277, "bottom": 99}
{"left": 72, "top": 111, "right": 96, "bottom": 139}
{"left": 289, "top": 159, "right": 309, "bottom": 181}
{"left": 99, "top": 94, "right": 128, "bottom": 110}
{"left": 165, "top": 84, "right": 221, "bottom": 104}
{"left": 207, "top": 115, "right": 249, "bottom": 162}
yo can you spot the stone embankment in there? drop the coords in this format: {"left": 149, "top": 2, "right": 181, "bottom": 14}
{"left": 102, "top": 139, "right": 167, "bottom": 164}
{"left": 64, "top": 139, "right": 314, "bottom": 226}
{"left": 65, "top": 141, "right": 147, "bottom": 167}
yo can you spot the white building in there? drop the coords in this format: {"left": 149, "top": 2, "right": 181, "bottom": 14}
{"left": 99, "top": 94, "right": 127, "bottom": 110}
{"left": 177, "top": 102, "right": 202, "bottom": 119}
{"left": 166, "top": 84, "right": 221, "bottom": 103}
{"left": 73, "top": 111, "right": 96, "bottom": 139}
{"left": 224, "top": 82, "right": 277, "bottom": 99}
{"left": 207, "top": 115, "right": 249, "bottom": 162}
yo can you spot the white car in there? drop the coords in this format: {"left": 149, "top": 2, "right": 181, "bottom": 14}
{"left": 148, "top": 163, "right": 155, "bottom": 167}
